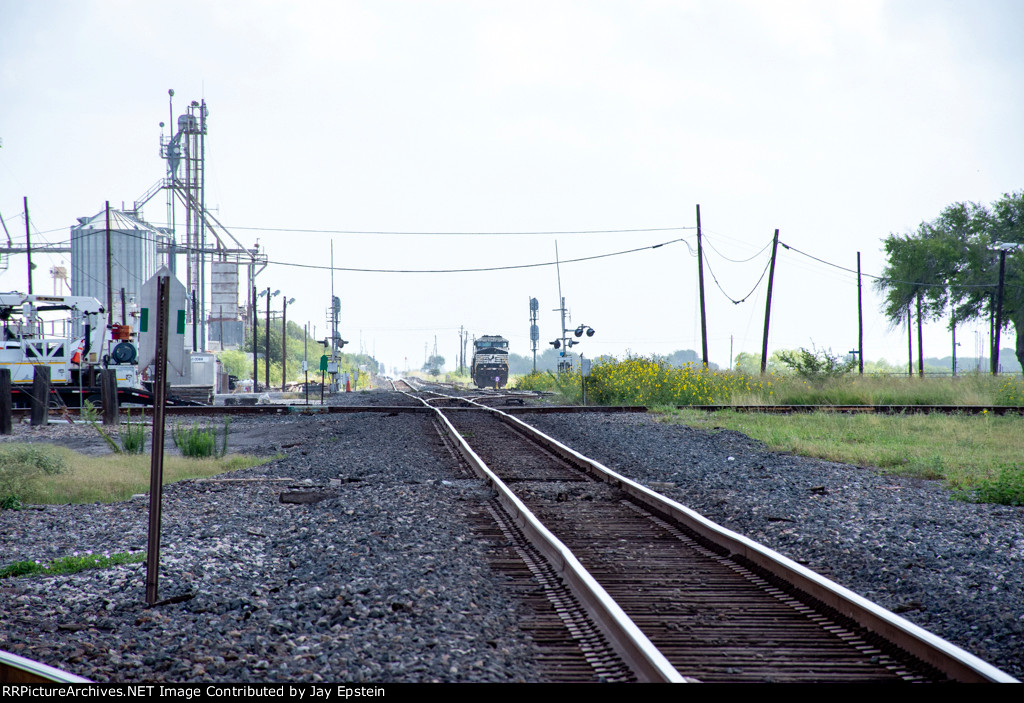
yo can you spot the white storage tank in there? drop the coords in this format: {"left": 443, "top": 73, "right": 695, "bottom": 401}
{"left": 71, "top": 208, "right": 162, "bottom": 327}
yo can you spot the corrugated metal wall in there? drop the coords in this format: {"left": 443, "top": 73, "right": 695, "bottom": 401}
{"left": 71, "top": 217, "right": 158, "bottom": 326}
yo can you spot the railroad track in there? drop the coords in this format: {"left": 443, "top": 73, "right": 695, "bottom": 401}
{"left": 5, "top": 383, "right": 1017, "bottom": 683}
{"left": 404, "top": 387, "right": 1017, "bottom": 683}
{"left": 0, "top": 649, "right": 88, "bottom": 683}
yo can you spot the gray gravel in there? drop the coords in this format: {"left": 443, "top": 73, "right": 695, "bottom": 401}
{"left": 520, "top": 412, "right": 1024, "bottom": 681}
{"left": 3, "top": 394, "right": 1022, "bottom": 682}
{"left": 0, "top": 409, "right": 541, "bottom": 682}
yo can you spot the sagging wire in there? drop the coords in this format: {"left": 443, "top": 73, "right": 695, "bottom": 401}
{"left": 701, "top": 233, "right": 773, "bottom": 263}
{"left": 779, "top": 241, "right": 1021, "bottom": 291}
{"left": 267, "top": 237, "right": 693, "bottom": 273}
{"left": 702, "top": 254, "right": 773, "bottom": 305}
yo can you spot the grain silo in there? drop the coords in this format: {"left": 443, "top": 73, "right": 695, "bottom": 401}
{"left": 70, "top": 208, "right": 164, "bottom": 327}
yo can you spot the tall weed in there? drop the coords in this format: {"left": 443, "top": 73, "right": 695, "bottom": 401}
{"left": 119, "top": 409, "right": 146, "bottom": 454}
{"left": 173, "top": 418, "right": 231, "bottom": 458}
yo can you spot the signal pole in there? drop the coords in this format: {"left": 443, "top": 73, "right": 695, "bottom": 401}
{"left": 529, "top": 297, "right": 539, "bottom": 372}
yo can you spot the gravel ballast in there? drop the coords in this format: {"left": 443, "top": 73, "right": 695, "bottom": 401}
{"left": 0, "top": 410, "right": 541, "bottom": 682}
{"left": 1, "top": 396, "right": 1021, "bottom": 682}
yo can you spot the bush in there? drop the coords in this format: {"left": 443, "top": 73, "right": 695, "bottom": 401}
{"left": 513, "top": 370, "right": 560, "bottom": 393}
{"left": 584, "top": 356, "right": 757, "bottom": 406}
{"left": 776, "top": 345, "right": 856, "bottom": 382}
{"left": 995, "top": 378, "right": 1024, "bottom": 406}
{"left": 515, "top": 356, "right": 764, "bottom": 406}
{"left": 962, "top": 463, "right": 1024, "bottom": 506}
{"left": 0, "top": 445, "right": 68, "bottom": 508}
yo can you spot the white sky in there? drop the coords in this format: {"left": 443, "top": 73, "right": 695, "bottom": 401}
{"left": 2, "top": 0, "right": 1023, "bottom": 373}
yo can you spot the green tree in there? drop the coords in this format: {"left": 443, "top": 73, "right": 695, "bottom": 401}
{"left": 734, "top": 350, "right": 791, "bottom": 375}
{"left": 422, "top": 355, "right": 445, "bottom": 376}
{"left": 876, "top": 192, "right": 1024, "bottom": 372}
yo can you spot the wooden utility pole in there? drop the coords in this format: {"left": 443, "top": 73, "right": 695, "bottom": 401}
{"left": 24, "top": 197, "right": 33, "bottom": 295}
{"left": 0, "top": 369, "right": 12, "bottom": 435}
{"left": 907, "top": 303, "right": 913, "bottom": 376}
{"left": 265, "top": 289, "right": 271, "bottom": 391}
{"left": 760, "top": 229, "right": 780, "bottom": 374}
{"left": 105, "top": 201, "right": 113, "bottom": 326}
{"left": 696, "top": 204, "right": 709, "bottom": 367}
{"left": 917, "top": 293, "right": 924, "bottom": 377}
{"left": 857, "top": 252, "right": 864, "bottom": 375}
{"left": 146, "top": 276, "right": 171, "bottom": 606}
{"left": 993, "top": 249, "right": 1007, "bottom": 375}
{"left": 101, "top": 369, "right": 119, "bottom": 426}
{"left": 952, "top": 323, "right": 957, "bottom": 377}
{"left": 989, "top": 298, "right": 996, "bottom": 374}
{"left": 282, "top": 297, "right": 288, "bottom": 391}
{"left": 30, "top": 366, "right": 49, "bottom": 427}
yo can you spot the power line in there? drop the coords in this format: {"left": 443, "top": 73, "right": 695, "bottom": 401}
{"left": 702, "top": 233, "right": 773, "bottom": 263}
{"left": 703, "top": 254, "right": 773, "bottom": 305}
{"left": 49, "top": 225, "right": 692, "bottom": 273}
{"left": 266, "top": 237, "right": 691, "bottom": 274}
{"left": 779, "top": 241, "right": 1018, "bottom": 291}
{"left": 223, "top": 225, "right": 697, "bottom": 236}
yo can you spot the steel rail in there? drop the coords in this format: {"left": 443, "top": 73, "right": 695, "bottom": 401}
{"left": 444, "top": 393, "right": 1018, "bottom": 683}
{"left": 0, "top": 648, "right": 91, "bottom": 684}
{"left": 685, "top": 404, "right": 1024, "bottom": 415}
{"left": 398, "top": 389, "right": 686, "bottom": 683}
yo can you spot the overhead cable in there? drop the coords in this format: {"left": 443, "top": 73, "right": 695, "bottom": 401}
{"left": 225, "top": 225, "right": 697, "bottom": 236}
{"left": 267, "top": 237, "right": 692, "bottom": 274}
{"left": 702, "top": 234, "right": 773, "bottom": 263}
{"left": 779, "top": 241, "right": 1016, "bottom": 291}
{"left": 703, "top": 255, "right": 773, "bottom": 305}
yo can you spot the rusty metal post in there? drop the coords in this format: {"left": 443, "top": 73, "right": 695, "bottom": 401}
{"left": 0, "top": 369, "right": 12, "bottom": 435}
{"left": 146, "top": 276, "right": 171, "bottom": 606}
{"left": 29, "top": 365, "right": 49, "bottom": 427}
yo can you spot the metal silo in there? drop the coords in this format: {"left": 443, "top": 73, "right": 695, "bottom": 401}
{"left": 71, "top": 208, "right": 160, "bottom": 329}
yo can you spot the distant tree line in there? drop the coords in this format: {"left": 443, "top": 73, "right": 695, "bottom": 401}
{"left": 875, "top": 190, "right": 1024, "bottom": 373}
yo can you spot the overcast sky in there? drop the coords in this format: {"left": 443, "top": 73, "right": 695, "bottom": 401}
{"left": 2, "top": 0, "right": 1023, "bottom": 374}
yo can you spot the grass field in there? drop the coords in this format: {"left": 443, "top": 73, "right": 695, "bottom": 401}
{"left": 0, "top": 444, "right": 277, "bottom": 506}
{"left": 513, "top": 357, "right": 1024, "bottom": 506}
{"left": 659, "top": 408, "right": 1024, "bottom": 506}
